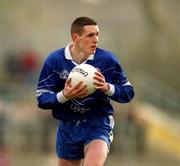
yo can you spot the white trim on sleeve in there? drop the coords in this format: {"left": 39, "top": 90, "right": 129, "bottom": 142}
{"left": 57, "top": 91, "right": 69, "bottom": 103}
{"left": 104, "top": 83, "right": 115, "bottom": 96}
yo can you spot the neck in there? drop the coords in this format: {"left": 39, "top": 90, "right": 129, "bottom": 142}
{"left": 69, "top": 43, "right": 89, "bottom": 64}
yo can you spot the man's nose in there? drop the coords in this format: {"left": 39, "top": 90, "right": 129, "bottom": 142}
{"left": 94, "top": 36, "right": 98, "bottom": 43}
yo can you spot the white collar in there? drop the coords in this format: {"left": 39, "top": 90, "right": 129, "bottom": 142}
{"left": 64, "top": 43, "right": 95, "bottom": 61}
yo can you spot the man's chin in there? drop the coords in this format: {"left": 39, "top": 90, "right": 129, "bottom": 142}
{"left": 91, "top": 49, "right": 96, "bottom": 54}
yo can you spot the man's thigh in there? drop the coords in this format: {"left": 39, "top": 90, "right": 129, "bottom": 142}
{"left": 83, "top": 139, "right": 109, "bottom": 166}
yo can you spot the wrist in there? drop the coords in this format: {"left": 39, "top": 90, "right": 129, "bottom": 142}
{"left": 105, "top": 83, "right": 110, "bottom": 92}
{"left": 57, "top": 91, "right": 69, "bottom": 103}
{"left": 104, "top": 83, "right": 115, "bottom": 96}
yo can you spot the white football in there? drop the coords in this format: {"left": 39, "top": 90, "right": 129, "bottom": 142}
{"left": 68, "top": 64, "right": 97, "bottom": 95}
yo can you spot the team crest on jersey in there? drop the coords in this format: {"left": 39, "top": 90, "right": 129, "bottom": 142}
{"left": 59, "top": 69, "right": 69, "bottom": 80}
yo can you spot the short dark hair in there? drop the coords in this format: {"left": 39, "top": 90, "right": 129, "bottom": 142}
{"left": 71, "top": 16, "right": 97, "bottom": 35}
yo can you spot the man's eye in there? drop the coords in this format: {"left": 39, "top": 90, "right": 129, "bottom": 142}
{"left": 88, "top": 34, "right": 94, "bottom": 37}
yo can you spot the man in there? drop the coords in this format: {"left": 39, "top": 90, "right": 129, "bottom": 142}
{"left": 36, "top": 16, "right": 134, "bottom": 166}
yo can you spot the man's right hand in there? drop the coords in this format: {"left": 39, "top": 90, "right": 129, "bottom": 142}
{"left": 63, "top": 78, "right": 89, "bottom": 99}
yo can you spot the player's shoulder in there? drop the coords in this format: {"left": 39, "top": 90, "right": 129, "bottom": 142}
{"left": 96, "top": 47, "right": 118, "bottom": 62}
{"left": 43, "top": 47, "right": 65, "bottom": 66}
{"left": 47, "top": 47, "right": 65, "bottom": 61}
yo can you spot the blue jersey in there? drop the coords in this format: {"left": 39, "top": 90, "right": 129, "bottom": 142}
{"left": 36, "top": 44, "right": 134, "bottom": 120}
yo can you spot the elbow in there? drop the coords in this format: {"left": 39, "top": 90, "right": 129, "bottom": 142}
{"left": 120, "top": 86, "right": 135, "bottom": 103}
{"left": 38, "top": 102, "right": 45, "bottom": 109}
{"left": 127, "top": 88, "right": 135, "bottom": 102}
{"left": 38, "top": 102, "right": 52, "bottom": 110}
{"left": 37, "top": 98, "right": 52, "bottom": 110}
{"left": 36, "top": 93, "right": 58, "bottom": 110}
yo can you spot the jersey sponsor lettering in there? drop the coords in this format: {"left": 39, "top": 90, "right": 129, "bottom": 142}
{"left": 70, "top": 104, "right": 90, "bottom": 113}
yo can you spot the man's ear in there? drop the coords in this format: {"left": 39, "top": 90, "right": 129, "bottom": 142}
{"left": 71, "top": 33, "right": 79, "bottom": 41}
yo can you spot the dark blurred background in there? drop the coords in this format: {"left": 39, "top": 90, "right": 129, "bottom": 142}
{"left": 0, "top": 0, "right": 180, "bottom": 166}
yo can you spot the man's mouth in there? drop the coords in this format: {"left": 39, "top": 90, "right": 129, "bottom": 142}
{"left": 91, "top": 46, "right": 97, "bottom": 49}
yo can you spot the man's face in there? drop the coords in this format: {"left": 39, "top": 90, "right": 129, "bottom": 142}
{"left": 75, "top": 25, "right": 99, "bottom": 55}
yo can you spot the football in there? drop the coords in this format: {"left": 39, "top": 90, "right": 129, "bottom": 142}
{"left": 68, "top": 64, "right": 97, "bottom": 95}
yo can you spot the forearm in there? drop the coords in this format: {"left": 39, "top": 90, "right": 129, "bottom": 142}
{"left": 107, "top": 85, "right": 134, "bottom": 103}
